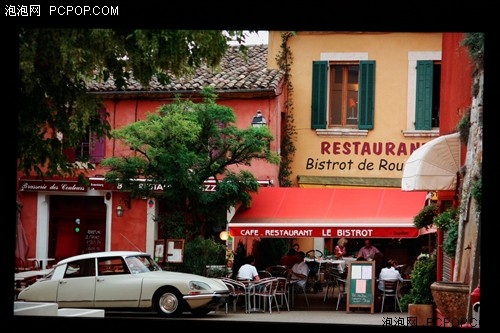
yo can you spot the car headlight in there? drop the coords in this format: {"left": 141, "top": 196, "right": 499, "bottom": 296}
{"left": 189, "top": 281, "right": 211, "bottom": 292}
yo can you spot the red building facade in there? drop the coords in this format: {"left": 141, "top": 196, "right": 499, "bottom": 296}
{"left": 16, "top": 45, "right": 285, "bottom": 267}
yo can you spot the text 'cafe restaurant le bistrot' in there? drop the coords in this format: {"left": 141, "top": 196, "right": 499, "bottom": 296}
{"left": 228, "top": 187, "right": 434, "bottom": 264}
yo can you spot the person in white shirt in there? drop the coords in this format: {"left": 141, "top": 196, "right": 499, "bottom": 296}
{"left": 288, "top": 251, "right": 309, "bottom": 288}
{"left": 378, "top": 259, "right": 403, "bottom": 291}
{"left": 237, "top": 255, "right": 261, "bottom": 282}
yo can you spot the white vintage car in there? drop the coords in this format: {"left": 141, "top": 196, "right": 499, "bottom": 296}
{"left": 17, "top": 251, "right": 230, "bottom": 317}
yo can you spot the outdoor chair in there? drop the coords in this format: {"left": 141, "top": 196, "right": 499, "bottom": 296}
{"left": 274, "top": 277, "right": 290, "bottom": 311}
{"left": 380, "top": 279, "right": 402, "bottom": 312}
{"left": 266, "top": 265, "right": 288, "bottom": 277}
{"left": 336, "top": 278, "right": 347, "bottom": 311}
{"left": 248, "top": 278, "right": 280, "bottom": 314}
{"left": 221, "top": 277, "right": 248, "bottom": 313}
{"left": 289, "top": 275, "right": 309, "bottom": 309}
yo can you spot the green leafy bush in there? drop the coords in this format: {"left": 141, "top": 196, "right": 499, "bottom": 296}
{"left": 442, "top": 222, "right": 459, "bottom": 258}
{"left": 400, "top": 256, "right": 437, "bottom": 311}
{"left": 433, "top": 207, "right": 459, "bottom": 232}
{"left": 172, "top": 236, "right": 226, "bottom": 276}
{"left": 471, "top": 177, "right": 482, "bottom": 211}
{"left": 413, "top": 205, "right": 439, "bottom": 230}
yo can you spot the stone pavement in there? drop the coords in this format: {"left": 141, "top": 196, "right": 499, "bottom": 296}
{"left": 188, "top": 290, "right": 414, "bottom": 327}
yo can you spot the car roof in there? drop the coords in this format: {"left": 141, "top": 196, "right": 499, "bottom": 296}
{"left": 56, "top": 251, "right": 149, "bottom": 265}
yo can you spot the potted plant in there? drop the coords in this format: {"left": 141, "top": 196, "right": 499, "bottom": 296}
{"left": 413, "top": 204, "right": 439, "bottom": 230}
{"left": 429, "top": 206, "right": 469, "bottom": 323}
{"left": 400, "top": 256, "right": 437, "bottom": 326}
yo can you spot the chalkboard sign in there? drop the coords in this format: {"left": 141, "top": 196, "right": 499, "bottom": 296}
{"left": 84, "top": 227, "right": 104, "bottom": 253}
{"left": 346, "top": 260, "right": 375, "bottom": 313}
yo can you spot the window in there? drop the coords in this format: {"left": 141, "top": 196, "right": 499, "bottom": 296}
{"left": 415, "top": 60, "right": 441, "bottom": 130}
{"left": 404, "top": 51, "right": 441, "bottom": 135}
{"left": 64, "top": 258, "right": 96, "bottom": 278}
{"left": 98, "top": 257, "right": 129, "bottom": 275}
{"left": 63, "top": 109, "right": 106, "bottom": 163}
{"left": 312, "top": 61, "right": 375, "bottom": 130}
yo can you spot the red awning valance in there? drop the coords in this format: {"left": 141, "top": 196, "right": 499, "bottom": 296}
{"left": 228, "top": 187, "right": 428, "bottom": 238}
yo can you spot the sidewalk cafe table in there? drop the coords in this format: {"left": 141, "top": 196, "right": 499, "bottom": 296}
{"left": 27, "top": 257, "right": 55, "bottom": 269}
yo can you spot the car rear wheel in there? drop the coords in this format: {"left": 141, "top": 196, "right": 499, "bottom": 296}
{"left": 153, "top": 287, "right": 185, "bottom": 318}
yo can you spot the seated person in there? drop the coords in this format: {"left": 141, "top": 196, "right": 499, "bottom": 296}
{"left": 334, "top": 238, "right": 348, "bottom": 259}
{"left": 358, "top": 239, "right": 382, "bottom": 260}
{"left": 378, "top": 259, "right": 403, "bottom": 292}
{"left": 237, "top": 255, "right": 261, "bottom": 282}
{"left": 288, "top": 251, "right": 309, "bottom": 289}
{"left": 280, "top": 248, "right": 299, "bottom": 268}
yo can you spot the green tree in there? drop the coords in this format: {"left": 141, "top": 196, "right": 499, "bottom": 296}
{"left": 18, "top": 28, "right": 251, "bottom": 179}
{"left": 102, "top": 88, "right": 279, "bottom": 238}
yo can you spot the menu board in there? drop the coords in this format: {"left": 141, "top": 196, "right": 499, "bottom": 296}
{"left": 166, "top": 239, "right": 184, "bottom": 263}
{"left": 346, "top": 260, "right": 375, "bottom": 313}
{"left": 84, "top": 228, "right": 104, "bottom": 253}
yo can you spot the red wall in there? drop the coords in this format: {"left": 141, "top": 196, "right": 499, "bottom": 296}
{"left": 439, "top": 33, "right": 473, "bottom": 141}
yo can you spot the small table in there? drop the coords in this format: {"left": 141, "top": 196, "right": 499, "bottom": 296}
{"left": 28, "top": 258, "right": 55, "bottom": 269}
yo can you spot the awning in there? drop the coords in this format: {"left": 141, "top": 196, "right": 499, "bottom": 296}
{"left": 228, "top": 187, "right": 428, "bottom": 238}
{"left": 401, "top": 132, "right": 461, "bottom": 191}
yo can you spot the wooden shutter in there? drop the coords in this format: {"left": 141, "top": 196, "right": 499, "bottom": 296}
{"left": 311, "top": 61, "right": 328, "bottom": 129}
{"left": 358, "top": 60, "right": 375, "bottom": 130}
{"left": 90, "top": 109, "right": 107, "bottom": 163}
{"left": 415, "top": 60, "right": 434, "bottom": 130}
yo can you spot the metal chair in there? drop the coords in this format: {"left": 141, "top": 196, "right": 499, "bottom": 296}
{"left": 336, "top": 278, "right": 347, "bottom": 311}
{"left": 274, "top": 277, "right": 290, "bottom": 311}
{"left": 221, "top": 277, "right": 248, "bottom": 313}
{"left": 380, "top": 279, "right": 402, "bottom": 312}
{"left": 258, "top": 270, "right": 272, "bottom": 279}
{"left": 248, "top": 278, "right": 280, "bottom": 314}
{"left": 266, "top": 265, "right": 288, "bottom": 277}
{"left": 289, "top": 277, "right": 309, "bottom": 309}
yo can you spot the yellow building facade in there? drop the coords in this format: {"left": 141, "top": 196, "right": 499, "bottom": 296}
{"left": 260, "top": 32, "right": 443, "bottom": 253}
{"left": 268, "top": 32, "right": 443, "bottom": 188}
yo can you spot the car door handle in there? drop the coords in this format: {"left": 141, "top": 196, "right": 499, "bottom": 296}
{"left": 97, "top": 278, "right": 105, "bottom": 282}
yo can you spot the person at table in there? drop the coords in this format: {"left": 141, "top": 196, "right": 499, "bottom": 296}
{"left": 237, "top": 255, "right": 261, "bottom": 282}
{"left": 357, "top": 239, "right": 382, "bottom": 260}
{"left": 287, "top": 251, "right": 309, "bottom": 288}
{"left": 378, "top": 259, "right": 404, "bottom": 291}
{"left": 280, "top": 248, "right": 299, "bottom": 269}
{"left": 334, "top": 238, "right": 348, "bottom": 259}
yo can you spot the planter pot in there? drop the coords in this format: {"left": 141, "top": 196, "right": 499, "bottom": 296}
{"left": 430, "top": 281, "right": 469, "bottom": 322}
{"left": 407, "top": 303, "right": 434, "bottom": 326}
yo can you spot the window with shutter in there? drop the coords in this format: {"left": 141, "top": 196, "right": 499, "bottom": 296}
{"left": 311, "top": 60, "right": 375, "bottom": 130}
{"left": 415, "top": 60, "right": 441, "bottom": 130}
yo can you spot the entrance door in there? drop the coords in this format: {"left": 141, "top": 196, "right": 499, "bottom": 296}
{"left": 50, "top": 195, "right": 106, "bottom": 260}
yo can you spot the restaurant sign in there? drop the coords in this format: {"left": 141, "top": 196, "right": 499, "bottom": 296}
{"left": 228, "top": 226, "right": 419, "bottom": 238}
{"left": 18, "top": 178, "right": 116, "bottom": 192}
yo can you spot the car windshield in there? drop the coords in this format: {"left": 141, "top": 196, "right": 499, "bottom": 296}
{"left": 125, "top": 255, "right": 162, "bottom": 274}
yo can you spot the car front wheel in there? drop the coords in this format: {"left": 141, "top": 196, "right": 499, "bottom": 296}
{"left": 153, "top": 287, "right": 185, "bottom": 318}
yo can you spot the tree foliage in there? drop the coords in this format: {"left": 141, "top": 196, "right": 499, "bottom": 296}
{"left": 18, "top": 28, "right": 250, "bottom": 178}
{"left": 102, "top": 88, "right": 279, "bottom": 238}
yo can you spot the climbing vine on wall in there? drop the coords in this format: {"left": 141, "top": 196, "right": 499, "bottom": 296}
{"left": 276, "top": 31, "right": 297, "bottom": 187}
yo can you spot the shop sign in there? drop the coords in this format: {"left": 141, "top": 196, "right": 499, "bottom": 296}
{"left": 229, "top": 226, "right": 419, "bottom": 238}
{"left": 19, "top": 179, "right": 87, "bottom": 192}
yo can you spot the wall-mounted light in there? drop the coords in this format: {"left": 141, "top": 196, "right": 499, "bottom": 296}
{"left": 116, "top": 205, "right": 125, "bottom": 217}
{"left": 251, "top": 110, "right": 267, "bottom": 127}
{"left": 116, "top": 195, "right": 131, "bottom": 217}
{"left": 219, "top": 230, "right": 229, "bottom": 241}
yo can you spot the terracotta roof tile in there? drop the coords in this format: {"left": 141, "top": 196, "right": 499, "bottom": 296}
{"left": 87, "top": 45, "right": 284, "bottom": 93}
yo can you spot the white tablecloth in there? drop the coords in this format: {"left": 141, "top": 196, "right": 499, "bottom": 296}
{"left": 15, "top": 268, "right": 53, "bottom": 280}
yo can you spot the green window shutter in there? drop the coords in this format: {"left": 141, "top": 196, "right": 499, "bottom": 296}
{"left": 311, "top": 61, "right": 328, "bottom": 129}
{"left": 358, "top": 60, "right": 375, "bottom": 130}
{"left": 415, "top": 60, "right": 433, "bottom": 130}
